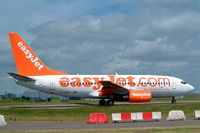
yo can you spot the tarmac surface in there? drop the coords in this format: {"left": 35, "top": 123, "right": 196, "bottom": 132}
{"left": 0, "top": 118, "right": 200, "bottom": 130}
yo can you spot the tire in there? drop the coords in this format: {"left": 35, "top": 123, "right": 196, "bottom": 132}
{"left": 172, "top": 97, "right": 176, "bottom": 104}
{"left": 107, "top": 100, "right": 114, "bottom": 106}
{"left": 172, "top": 99, "right": 176, "bottom": 104}
{"left": 99, "top": 99, "right": 106, "bottom": 106}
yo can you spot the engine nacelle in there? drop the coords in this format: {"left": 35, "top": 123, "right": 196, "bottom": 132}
{"left": 129, "top": 90, "right": 151, "bottom": 102}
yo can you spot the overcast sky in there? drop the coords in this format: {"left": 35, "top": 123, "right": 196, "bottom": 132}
{"left": 0, "top": 0, "right": 200, "bottom": 95}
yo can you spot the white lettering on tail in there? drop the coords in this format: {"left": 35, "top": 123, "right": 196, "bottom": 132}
{"left": 17, "top": 42, "right": 43, "bottom": 71}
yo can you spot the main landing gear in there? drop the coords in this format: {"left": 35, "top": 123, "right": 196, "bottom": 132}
{"left": 172, "top": 97, "right": 176, "bottom": 104}
{"left": 99, "top": 99, "right": 114, "bottom": 106}
{"left": 99, "top": 99, "right": 106, "bottom": 105}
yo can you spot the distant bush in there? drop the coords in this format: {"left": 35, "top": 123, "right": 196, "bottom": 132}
{"left": 20, "top": 96, "right": 30, "bottom": 101}
{"left": 11, "top": 97, "right": 21, "bottom": 101}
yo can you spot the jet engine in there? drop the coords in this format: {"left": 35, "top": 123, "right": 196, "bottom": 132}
{"left": 129, "top": 90, "right": 151, "bottom": 102}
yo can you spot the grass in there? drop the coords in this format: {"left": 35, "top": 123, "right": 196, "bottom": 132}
{"left": 1, "top": 126, "right": 200, "bottom": 133}
{"left": 0, "top": 97, "right": 200, "bottom": 121}
{"left": 151, "top": 97, "right": 200, "bottom": 102}
{"left": 0, "top": 102, "right": 200, "bottom": 121}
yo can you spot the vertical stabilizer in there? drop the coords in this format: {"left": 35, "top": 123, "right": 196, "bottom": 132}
{"left": 8, "top": 33, "right": 67, "bottom": 76}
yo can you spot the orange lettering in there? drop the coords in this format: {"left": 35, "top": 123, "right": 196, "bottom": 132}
{"left": 59, "top": 77, "right": 70, "bottom": 87}
{"left": 71, "top": 77, "right": 82, "bottom": 87}
{"left": 158, "top": 77, "right": 170, "bottom": 86}
{"left": 127, "top": 76, "right": 136, "bottom": 87}
{"left": 148, "top": 77, "right": 157, "bottom": 87}
{"left": 139, "top": 77, "right": 147, "bottom": 87}
{"left": 93, "top": 77, "right": 101, "bottom": 90}
{"left": 83, "top": 77, "right": 92, "bottom": 87}
{"left": 117, "top": 77, "right": 126, "bottom": 87}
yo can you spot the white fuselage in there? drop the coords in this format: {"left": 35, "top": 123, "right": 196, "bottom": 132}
{"left": 17, "top": 75, "right": 194, "bottom": 98}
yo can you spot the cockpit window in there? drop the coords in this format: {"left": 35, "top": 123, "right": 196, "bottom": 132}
{"left": 181, "top": 81, "right": 187, "bottom": 84}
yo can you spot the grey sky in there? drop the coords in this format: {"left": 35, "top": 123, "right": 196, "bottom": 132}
{"left": 0, "top": 0, "right": 200, "bottom": 94}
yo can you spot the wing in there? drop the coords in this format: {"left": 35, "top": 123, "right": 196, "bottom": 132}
{"left": 99, "top": 81, "right": 129, "bottom": 95}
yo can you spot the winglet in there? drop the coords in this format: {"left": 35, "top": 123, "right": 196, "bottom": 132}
{"left": 8, "top": 33, "right": 68, "bottom": 76}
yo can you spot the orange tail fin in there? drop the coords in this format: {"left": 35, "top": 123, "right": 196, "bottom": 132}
{"left": 9, "top": 33, "right": 67, "bottom": 76}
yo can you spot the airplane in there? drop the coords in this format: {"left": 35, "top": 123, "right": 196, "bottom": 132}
{"left": 8, "top": 33, "right": 194, "bottom": 106}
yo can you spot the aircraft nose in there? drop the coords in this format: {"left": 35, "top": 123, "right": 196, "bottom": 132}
{"left": 188, "top": 84, "right": 195, "bottom": 92}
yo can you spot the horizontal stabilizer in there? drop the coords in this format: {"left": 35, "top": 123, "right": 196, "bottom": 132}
{"left": 7, "top": 72, "right": 35, "bottom": 81}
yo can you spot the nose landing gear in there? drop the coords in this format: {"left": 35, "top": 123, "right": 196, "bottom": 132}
{"left": 172, "top": 97, "right": 176, "bottom": 104}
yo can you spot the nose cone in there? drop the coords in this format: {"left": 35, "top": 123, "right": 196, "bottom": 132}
{"left": 188, "top": 84, "right": 195, "bottom": 92}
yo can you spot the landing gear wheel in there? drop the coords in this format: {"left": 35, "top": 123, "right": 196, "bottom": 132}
{"left": 172, "top": 97, "right": 176, "bottom": 104}
{"left": 99, "top": 99, "right": 106, "bottom": 106}
{"left": 107, "top": 100, "right": 114, "bottom": 106}
{"left": 172, "top": 99, "right": 176, "bottom": 104}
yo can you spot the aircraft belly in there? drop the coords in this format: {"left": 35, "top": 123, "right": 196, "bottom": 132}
{"left": 150, "top": 87, "right": 172, "bottom": 98}
{"left": 60, "top": 87, "right": 92, "bottom": 97}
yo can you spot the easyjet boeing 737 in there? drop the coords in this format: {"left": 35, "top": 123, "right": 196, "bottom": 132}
{"left": 8, "top": 33, "right": 194, "bottom": 105}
